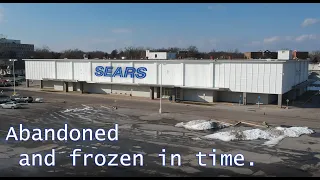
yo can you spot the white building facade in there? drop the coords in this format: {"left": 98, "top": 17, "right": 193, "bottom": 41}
{"left": 145, "top": 50, "right": 176, "bottom": 60}
{"left": 24, "top": 58, "right": 310, "bottom": 107}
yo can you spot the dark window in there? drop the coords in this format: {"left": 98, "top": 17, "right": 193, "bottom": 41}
{"left": 155, "top": 54, "right": 157, "bottom": 58}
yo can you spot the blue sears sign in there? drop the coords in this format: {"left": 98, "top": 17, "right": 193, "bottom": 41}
{"left": 94, "top": 66, "right": 147, "bottom": 79}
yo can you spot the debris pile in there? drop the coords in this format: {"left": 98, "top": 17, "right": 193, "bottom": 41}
{"left": 175, "top": 120, "right": 231, "bottom": 131}
{"left": 202, "top": 126, "right": 314, "bottom": 147}
{"left": 175, "top": 119, "right": 314, "bottom": 147}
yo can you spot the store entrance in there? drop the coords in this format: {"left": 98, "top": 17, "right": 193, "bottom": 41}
{"left": 162, "top": 88, "right": 172, "bottom": 99}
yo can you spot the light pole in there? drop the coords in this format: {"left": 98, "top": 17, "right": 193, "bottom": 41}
{"left": 9, "top": 59, "right": 17, "bottom": 96}
{"left": 159, "top": 62, "right": 166, "bottom": 114}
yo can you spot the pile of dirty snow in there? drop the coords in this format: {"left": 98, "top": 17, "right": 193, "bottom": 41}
{"left": 62, "top": 105, "right": 93, "bottom": 113}
{"left": 202, "top": 126, "right": 314, "bottom": 147}
{"left": 175, "top": 120, "right": 230, "bottom": 131}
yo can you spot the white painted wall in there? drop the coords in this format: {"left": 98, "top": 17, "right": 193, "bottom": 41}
{"left": 146, "top": 51, "right": 167, "bottom": 60}
{"left": 145, "top": 50, "right": 177, "bottom": 60}
{"left": 282, "top": 60, "right": 309, "bottom": 94}
{"left": 158, "top": 62, "right": 183, "bottom": 86}
{"left": 184, "top": 62, "right": 213, "bottom": 88}
{"left": 277, "top": 50, "right": 292, "bottom": 60}
{"left": 25, "top": 60, "right": 55, "bottom": 80}
{"left": 73, "top": 62, "right": 91, "bottom": 81}
{"left": 214, "top": 62, "right": 284, "bottom": 94}
{"left": 24, "top": 59, "right": 309, "bottom": 95}
{"left": 56, "top": 61, "right": 73, "bottom": 80}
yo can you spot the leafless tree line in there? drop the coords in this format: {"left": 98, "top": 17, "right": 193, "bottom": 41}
{"left": 1, "top": 45, "right": 320, "bottom": 63}
{"left": 27, "top": 45, "right": 245, "bottom": 60}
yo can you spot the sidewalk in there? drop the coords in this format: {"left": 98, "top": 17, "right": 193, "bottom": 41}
{"left": 12, "top": 86, "right": 174, "bottom": 105}
{"left": 8, "top": 85, "right": 320, "bottom": 120}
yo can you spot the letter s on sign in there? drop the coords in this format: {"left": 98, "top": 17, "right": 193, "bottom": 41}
{"left": 95, "top": 66, "right": 105, "bottom": 77}
{"left": 135, "top": 67, "right": 147, "bottom": 79}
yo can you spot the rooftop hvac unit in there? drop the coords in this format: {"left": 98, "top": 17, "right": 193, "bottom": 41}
{"left": 277, "top": 50, "right": 293, "bottom": 60}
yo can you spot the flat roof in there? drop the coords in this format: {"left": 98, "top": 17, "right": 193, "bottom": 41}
{"left": 23, "top": 59, "right": 309, "bottom": 63}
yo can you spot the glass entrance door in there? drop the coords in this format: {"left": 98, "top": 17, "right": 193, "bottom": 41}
{"left": 162, "top": 88, "right": 172, "bottom": 98}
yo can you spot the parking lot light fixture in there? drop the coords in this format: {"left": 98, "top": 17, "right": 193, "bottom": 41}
{"left": 9, "top": 59, "right": 18, "bottom": 96}
{"left": 159, "top": 62, "right": 166, "bottom": 114}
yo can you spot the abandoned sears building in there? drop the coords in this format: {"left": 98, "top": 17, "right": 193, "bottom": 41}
{"left": 23, "top": 50, "right": 310, "bottom": 107}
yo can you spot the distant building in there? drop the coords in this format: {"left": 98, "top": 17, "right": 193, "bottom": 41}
{"left": 0, "top": 37, "right": 34, "bottom": 59}
{"left": 244, "top": 52, "right": 251, "bottom": 59}
{"left": 244, "top": 51, "right": 264, "bottom": 59}
{"left": 145, "top": 50, "right": 177, "bottom": 60}
{"left": 0, "top": 37, "right": 34, "bottom": 75}
{"left": 292, "top": 50, "right": 309, "bottom": 60}
{"left": 245, "top": 50, "right": 309, "bottom": 60}
{"left": 177, "top": 51, "right": 188, "bottom": 59}
{"left": 245, "top": 50, "right": 279, "bottom": 59}
{"left": 278, "top": 50, "right": 293, "bottom": 60}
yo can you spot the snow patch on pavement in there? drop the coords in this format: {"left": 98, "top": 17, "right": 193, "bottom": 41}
{"left": 175, "top": 120, "right": 230, "bottom": 131}
{"left": 203, "top": 126, "right": 314, "bottom": 147}
{"left": 62, "top": 105, "right": 93, "bottom": 113}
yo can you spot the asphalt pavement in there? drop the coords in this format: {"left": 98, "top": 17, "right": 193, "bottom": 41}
{"left": 0, "top": 86, "right": 319, "bottom": 177}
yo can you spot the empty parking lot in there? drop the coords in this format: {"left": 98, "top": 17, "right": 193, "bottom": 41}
{"left": 0, "top": 87, "right": 319, "bottom": 177}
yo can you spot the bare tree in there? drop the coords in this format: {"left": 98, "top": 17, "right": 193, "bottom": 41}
{"left": 184, "top": 45, "right": 199, "bottom": 59}
{"left": 187, "top": 45, "right": 199, "bottom": 53}
{"left": 118, "top": 51, "right": 125, "bottom": 58}
{"left": 167, "top": 47, "right": 181, "bottom": 52}
{"left": 31, "top": 46, "right": 54, "bottom": 59}
{"left": 110, "top": 49, "right": 118, "bottom": 59}
{"left": 122, "top": 46, "right": 146, "bottom": 59}
{"left": 13, "top": 44, "right": 251, "bottom": 61}
{"left": 52, "top": 52, "right": 61, "bottom": 59}
{"left": 123, "top": 47, "right": 135, "bottom": 59}
{"left": 309, "top": 51, "right": 320, "bottom": 64}
{"left": 60, "top": 49, "right": 84, "bottom": 59}
{"left": 104, "top": 52, "right": 109, "bottom": 59}
{"left": 88, "top": 51, "right": 105, "bottom": 59}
